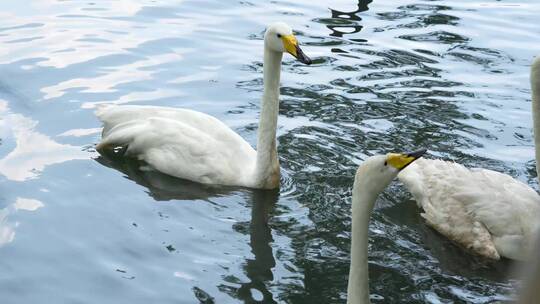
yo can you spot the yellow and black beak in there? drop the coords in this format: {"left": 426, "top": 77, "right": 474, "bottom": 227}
{"left": 281, "top": 34, "right": 312, "bottom": 65}
{"left": 386, "top": 149, "right": 427, "bottom": 171}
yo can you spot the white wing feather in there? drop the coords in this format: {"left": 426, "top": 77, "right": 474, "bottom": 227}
{"left": 96, "top": 105, "right": 257, "bottom": 187}
{"left": 399, "top": 158, "right": 540, "bottom": 260}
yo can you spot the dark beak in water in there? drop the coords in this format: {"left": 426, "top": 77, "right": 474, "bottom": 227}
{"left": 405, "top": 148, "right": 428, "bottom": 159}
{"left": 295, "top": 45, "right": 312, "bottom": 65}
{"left": 400, "top": 148, "right": 427, "bottom": 170}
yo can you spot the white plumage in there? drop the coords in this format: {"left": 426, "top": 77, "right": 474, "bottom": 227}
{"left": 96, "top": 105, "right": 257, "bottom": 186}
{"left": 95, "top": 22, "right": 311, "bottom": 189}
{"left": 398, "top": 56, "right": 540, "bottom": 260}
{"left": 347, "top": 150, "right": 426, "bottom": 304}
{"left": 399, "top": 158, "right": 540, "bottom": 260}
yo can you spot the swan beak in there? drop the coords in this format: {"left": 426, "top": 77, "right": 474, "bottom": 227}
{"left": 282, "top": 34, "right": 312, "bottom": 65}
{"left": 387, "top": 148, "right": 427, "bottom": 171}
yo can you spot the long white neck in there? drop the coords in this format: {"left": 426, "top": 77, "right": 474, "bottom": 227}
{"left": 531, "top": 56, "right": 540, "bottom": 184}
{"left": 347, "top": 178, "right": 376, "bottom": 304}
{"left": 254, "top": 44, "right": 282, "bottom": 188}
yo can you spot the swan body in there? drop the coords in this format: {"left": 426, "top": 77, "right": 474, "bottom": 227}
{"left": 399, "top": 158, "right": 540, "bottom": 260}
{"left": 95, "top": 22, "right": 311, "bottom": 189}
{"left": 96, "top": 105, "right": 258, "bottom": 186}
{"left": 347, "top": 149, "right": 426, "bottom": 304}
{"left": 398, "top": 56, "right": 540, "bottom": 260}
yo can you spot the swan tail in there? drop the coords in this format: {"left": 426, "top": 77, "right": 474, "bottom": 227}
{"left": 95, "top": 104, "right": 125, "bottom": 138}
{"left": 95, "top": 104, "right": 115, "bottom": 119}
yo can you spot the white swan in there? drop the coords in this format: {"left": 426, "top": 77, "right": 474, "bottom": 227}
{"left": 347, "top": 149, "right": 426, "bottom": 304}
{"left": 397, "top": 56, "right": 540, "bottom": 260}
{"left": 95, "top": 22, "right": 311, "bottom": 189}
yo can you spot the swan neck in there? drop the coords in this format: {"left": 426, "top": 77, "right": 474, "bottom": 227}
{"left": 347, "top": 178, "right": 375, "bottom": 304}
{"left": 532, "top": 57, "right": 540, "bottom": 184}
{"left": 255, "top": 45, "right": 282, "bottom": 188}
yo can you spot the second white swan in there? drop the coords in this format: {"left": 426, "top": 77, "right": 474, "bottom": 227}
{"left": 347, "top": 149, "right": 426, "bottom": 304}
{"left": 95, "top": 22, "right": 312, "bottom": 189}
{"left": 398, "top": 56, "right": 540, "bottom": 260}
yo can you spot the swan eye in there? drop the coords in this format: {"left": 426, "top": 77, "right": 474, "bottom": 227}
{"left": 384, "top": 161, "right": 387, "bottom": 166}
{"left": 277, "top": 33, "right": 282, "bottom": 38}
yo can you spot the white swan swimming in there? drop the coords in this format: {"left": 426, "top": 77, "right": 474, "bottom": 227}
{"left": 347, "top": 149, "right": 426, "bottom": 304}
{"left": 95, "top": 22, "right": 312, "bottom": 189}
{"left": 397, "top": 56, "right": 540, "bottom": 260}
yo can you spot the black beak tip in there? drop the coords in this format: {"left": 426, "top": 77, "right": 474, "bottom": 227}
{"left": 295, "top": 45, "right": 312, "bottom": 65}
{"left": 406, "top": 148, "right": 428, "bottom": 159}
{"left": 301, "top": 56, "right": 312, "bottom": 65}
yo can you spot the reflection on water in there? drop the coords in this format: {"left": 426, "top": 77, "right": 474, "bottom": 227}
{"left": 0, "top": 0, "right": 539, "bottom": 303}
{"left": 99, "top": 151, "right": 281, "bottom": 303}
{"left": 327, "top": 0, "right": 371, "bottom": 38}
{"left": 0, "top": 208, "right": 15, "bottom": 246}
{"left": 0, "top": 100, "right": 88, "bottom": 181}
{"left": 228, "top": 190, "right": 279, "bottom": 303}
{"left": 385, "top": 199, "right": 514, "bottom": 282}
{"left": 96, "top": 151, "right": 237, "bottom": 201}
{"left": 0, "top": 197, "right": 44, "bottom": 246}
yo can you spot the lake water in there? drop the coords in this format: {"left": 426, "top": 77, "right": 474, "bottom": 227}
{"left": 1, "top": 0, "right": 539, "bottom": 303}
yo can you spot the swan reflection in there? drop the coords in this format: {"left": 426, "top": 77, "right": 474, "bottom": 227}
{"left": 96, "top": 151, "right": 237, "bottom": 200}
{"left": 232, "top": 189, "right": 279, "bottom": 303}
{"left": 97, "top": 151, "right": 280, "bottom": 302}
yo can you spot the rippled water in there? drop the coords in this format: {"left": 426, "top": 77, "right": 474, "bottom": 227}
{"left": 1, "top": 0, "right": 540, "bottom": 303}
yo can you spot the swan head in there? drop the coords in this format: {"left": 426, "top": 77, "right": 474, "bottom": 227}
{"left": 355, "top": 149, "right": 427, "bottom": 194}
{"left": 265, "top": 22, "right": 312, "bottom": 65}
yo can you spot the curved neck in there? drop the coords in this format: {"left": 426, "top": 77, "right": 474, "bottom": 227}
{"left": 254, "top": 45, "right": 282, "bottom": 188}
{"left": 347, "top": 178, "right": 375, "bottom": 304}
{"left": 531, "top": 57, "right": 540, "bottom": 184}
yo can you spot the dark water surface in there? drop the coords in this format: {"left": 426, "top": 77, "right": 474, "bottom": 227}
{"left": 1, "top": 0, "right": 540, "bottom": 303}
